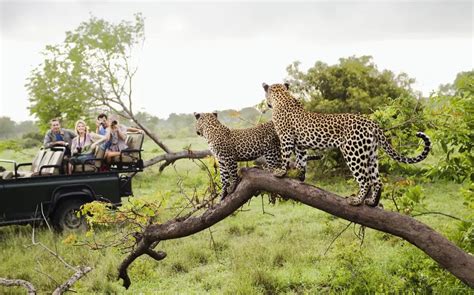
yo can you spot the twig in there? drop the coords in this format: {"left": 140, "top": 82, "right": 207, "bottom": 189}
{"left": 324, "top": 222, "right": 352, "bottom": 256}
{"left": 390, "top": 189, "right": 400, "bottom": 212}
{"left": 208, "top": 228, "right": 223, "bottom": 264}
{"left": 261, "top": 195, "right": 275, "bottom": 216}
{"left": 412, "top": 211, "right": 466, "bottom": 222}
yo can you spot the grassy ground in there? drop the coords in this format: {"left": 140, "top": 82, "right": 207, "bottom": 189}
{"left": 0, "top": 138, "right": 472, "bottom": 294}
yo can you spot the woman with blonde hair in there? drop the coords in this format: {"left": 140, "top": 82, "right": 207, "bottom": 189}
{"left": 69, "top": 120, "right": 105, "bottom": 173}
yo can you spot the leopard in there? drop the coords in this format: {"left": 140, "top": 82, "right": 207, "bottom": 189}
{"left": 194, "top": 112, "right": 283, "bottom": 200}
{"left": 262, "top": 82, "right": 431, "bottom": 207}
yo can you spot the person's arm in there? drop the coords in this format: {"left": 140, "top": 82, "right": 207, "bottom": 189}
{"left": 43, "top": 131, "right": 53, "bottom": 148}
{"left": 90, "top": 133, "right": 106, "bottom": 149}
{"left": 104, "top": 127, "right": 112, "bottom": 141}
{"left": 116, "top": 125, "right": 127, "bottom": 140}
{"left": 126, "top": 126, "right": 143, "bottom": 133}
{"left": 71, "top": 138, "right": 78, "bottom": 154}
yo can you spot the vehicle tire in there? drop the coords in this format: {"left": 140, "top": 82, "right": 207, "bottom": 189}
{"left": 52, "top": 199, "right": 88, "bottom": 232}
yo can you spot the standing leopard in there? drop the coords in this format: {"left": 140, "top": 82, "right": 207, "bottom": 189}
{"left": 262, "top": 82, "right": 431, "bottom": 207}
{"left": 194, "top": 112, "right": 283, "bottom": 200}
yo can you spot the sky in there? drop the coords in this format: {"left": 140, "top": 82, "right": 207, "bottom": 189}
{"left": 0, "top": 0, "right": 472, "bottom": 122}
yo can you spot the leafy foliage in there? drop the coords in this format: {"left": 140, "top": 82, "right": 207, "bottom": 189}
{"left": 424, "top": 71, "right": 474, "bottom": 182}
{"left": 286, "top": 55, "right": 416, "bottom": 114}
{"left": 26, "top": 14, "right": 145, "bottom": 131}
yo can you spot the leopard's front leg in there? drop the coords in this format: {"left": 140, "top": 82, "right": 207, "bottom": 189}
{"left": 273, "top": 135, "right": 294, "bottom": 178}
{"left": 218, "top": 157, "right": 239, "bottom": 200}
{"left": 218, "top": 158, "right": 231, "bottom": 200}
{"left": 295, "top": 145, "right": 307, "bottom": 181}
{"left": 226, "top": 160, "right": 239, "bottom": 195}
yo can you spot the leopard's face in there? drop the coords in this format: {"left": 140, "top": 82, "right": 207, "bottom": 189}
{"left": 194, "top": 112, "right": 219, "bottom": 138}
{"left": 262, "top": 82, "right": 290, "bottom": 109}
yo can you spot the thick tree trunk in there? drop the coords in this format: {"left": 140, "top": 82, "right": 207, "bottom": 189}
{"left": 119, "top": 168, "right": 474, "bottom": 288}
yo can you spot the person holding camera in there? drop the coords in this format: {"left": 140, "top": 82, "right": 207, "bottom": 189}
{"left": 103, "top": 116, "right": 129, "bottom": 164}
{"left": 69, "top": 120, "right": 106, "bottom": 173}
{"left": 96, "top": 113, "right": 109, "bottom": 136}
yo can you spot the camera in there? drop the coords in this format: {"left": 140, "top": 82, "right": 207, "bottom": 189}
{"left": 77, "top": 147, "right": 82, "bottom": 154}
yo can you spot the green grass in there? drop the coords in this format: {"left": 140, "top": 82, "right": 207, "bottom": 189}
{"left": 0, "top": 138, "right": 472, "bottom": 294}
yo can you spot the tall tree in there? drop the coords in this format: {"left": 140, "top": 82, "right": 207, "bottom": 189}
{"left": 26, "top": 13, "right": 144, "bottom": 132}
{"left": 286, "top": 55, "right": 417, "bottom": 114}
{"left": 0, "top": 117, "right": 16, "bottom": 139}
{"left": 26, "top": 13, "right": 211, "bottom": 166}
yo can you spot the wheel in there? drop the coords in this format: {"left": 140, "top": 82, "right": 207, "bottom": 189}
{"left": 52, "top": 199, "right": 88, "bottom": 232}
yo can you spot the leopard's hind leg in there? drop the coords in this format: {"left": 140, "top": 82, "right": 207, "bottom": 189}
{"left": 365, "top": 142, "right": 382, "bottom": 207}
{"left": 340, "top": 138, "right": 371, "bottom": 206}
{"left": 263, "top": 147, "right": 282, "bottom": 173}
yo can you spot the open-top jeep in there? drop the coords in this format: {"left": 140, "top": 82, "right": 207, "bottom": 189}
{"left": 0, "top": 132, "right": 145, "bottom": 231}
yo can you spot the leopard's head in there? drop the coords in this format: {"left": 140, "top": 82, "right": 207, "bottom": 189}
{"left": 194, "top": 112, "right": 219, "bottom": 138}
{"left": 262, "top": 82, "right": 290, "bottom": 109}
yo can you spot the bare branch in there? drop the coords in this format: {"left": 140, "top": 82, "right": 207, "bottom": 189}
{"left": 0, "top": 278, "right": 36, "bottom": 295}
{"left": 144, "top": 149, "right": 213, "bottom": 168}
{"left": 52, "top": 266, "right": 92, "bottom": 295}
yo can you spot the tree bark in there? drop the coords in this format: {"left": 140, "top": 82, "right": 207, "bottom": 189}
{"left": 118, "top": 168, "right": 474, "bottom": 288}
{"left": 52, "top": 266, "right": 92, "bottom": 295}
{"left": 0, "top": 278, "right": 36, "bottom": 295}
{"left": 143, "top": 149, "right": 212, "bottom": 169}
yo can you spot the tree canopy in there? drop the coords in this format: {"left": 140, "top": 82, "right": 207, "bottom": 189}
{"left": 286, "top": 55, "right": 417, "bottom": 114}
{"left": 26, "top": 13, "right": 145, "bottom": 132}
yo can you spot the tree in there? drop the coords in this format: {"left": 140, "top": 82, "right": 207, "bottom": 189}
{"left": 26, "top": 13, "right": 145, "bottom": 132}
{"left": 424, "top": 70, "right": 474, "bottom": 182}
{"left": 26, "top": 14, "right": 211, "bottom": 166}
{"left": 0, "top": 117, "right": 16, "bottom": 139}
{"left": 115, "top": 168, "right": 474, "bottom": 289}
{"left": 286, "top": 55, "right": 417, "bottom": 114}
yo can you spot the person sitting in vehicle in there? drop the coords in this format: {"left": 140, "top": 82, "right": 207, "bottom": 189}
{"left": 69, "top": 120, "right": 106, "bottom": 173}
{"left": 43, "top": 118, "right": 76, "bottom": 154}
{"left": 97, "top": 113, "right": 144, "bottom": 135}
{"left": 103, "top": 117, "right": 129, "bottom": 164}
{"left": 96, "top": 113, "right": 108, "bottom": 136}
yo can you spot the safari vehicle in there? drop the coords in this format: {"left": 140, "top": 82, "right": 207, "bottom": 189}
{"left": 0, "top": 132, "right": 144, "bottom": 231}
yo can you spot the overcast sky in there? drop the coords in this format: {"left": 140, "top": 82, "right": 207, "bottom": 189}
{"left": 0, "top": 0, "right": 472, "bottom": 122}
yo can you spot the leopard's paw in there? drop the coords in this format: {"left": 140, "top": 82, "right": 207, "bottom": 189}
{"left": 272, "top": 168, "right": 287, "bottom": 178}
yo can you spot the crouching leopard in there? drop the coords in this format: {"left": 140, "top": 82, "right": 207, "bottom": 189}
{"left": 262, "top": 83, "right": 431, "bottom": 207}
{"left": 194, "top": 112, "right": 283, "bottom": 200}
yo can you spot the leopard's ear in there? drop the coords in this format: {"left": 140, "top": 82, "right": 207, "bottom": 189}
{"left": 212, "top": 111, "right": 218, "bottom": 118}
{"left": 284, "top": 82, "right": 290, "bottom": 90}
{"left": 262, "top": 83, "right": 269, "bottom": 92}
{"left": 194, "top": 112, "right": 201, "bottom": 120}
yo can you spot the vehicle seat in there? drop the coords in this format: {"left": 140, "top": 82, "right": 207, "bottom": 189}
{"left": 110, "top": 132, "right": 144, "bottom": 163}
{"left": 71, "top": 145, "right": 105, "bottom": 173}
{"left": 14, "top": 150, "right": 47, "bottom": 178}
{"left": 1, "top": 171, "right": 14, "bottom": 180}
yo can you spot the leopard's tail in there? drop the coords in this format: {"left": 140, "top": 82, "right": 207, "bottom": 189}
{"left": 376, "top": 130, "right": 431, "bottom": 164}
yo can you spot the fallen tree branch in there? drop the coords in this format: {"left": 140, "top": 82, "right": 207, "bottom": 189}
{"left": 0, "top": 278, "right": 36, "bottom": 295}
{"left": 52, "top": 266, "right": 92, "bottom": 295}
{"left": 118, "top": 168, "right": 474, "bottom": 288}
